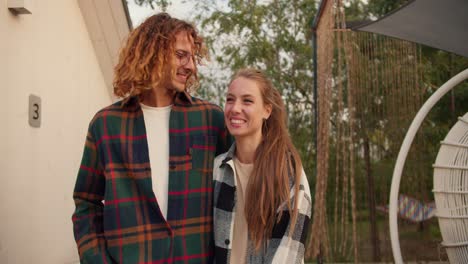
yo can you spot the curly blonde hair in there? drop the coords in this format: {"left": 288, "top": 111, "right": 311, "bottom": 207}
{"left": 113, "top": 13, "right": 207, "bottom": 98}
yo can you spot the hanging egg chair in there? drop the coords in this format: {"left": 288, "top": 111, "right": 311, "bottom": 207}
{"left": 433, "top": 112, "right": 468, "bottom": 262}
{"left": 389, "top": 69, "right": 468, "bottom": 263}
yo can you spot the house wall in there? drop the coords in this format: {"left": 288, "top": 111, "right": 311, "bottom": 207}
{"left": 1, "top": 0, "right": 112, "bottom": 263}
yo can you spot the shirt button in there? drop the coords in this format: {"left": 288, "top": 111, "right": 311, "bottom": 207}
{"left": 225, "top": 239, "right": 230, "bottom": 245}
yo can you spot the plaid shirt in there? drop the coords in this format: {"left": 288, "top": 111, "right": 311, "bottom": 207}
{"left": 72, "top": 92, "right": 230, "bottom": 264}
{"left": 213, "top": 144, "right": 311, "bottom": 264}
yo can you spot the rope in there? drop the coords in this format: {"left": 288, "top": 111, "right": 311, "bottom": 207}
{"left": 308, "top": 0, "right": 335, "bottom": 259}
{"left": 310, "top": 0, "right": 425, "bottom": 262}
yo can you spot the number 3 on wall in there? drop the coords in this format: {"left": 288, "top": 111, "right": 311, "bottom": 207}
{"left": 29, "top": 94, "right": 41, "bottom": 128}
{"left": 32, "top": 103, "right": 39, "bottom": 119}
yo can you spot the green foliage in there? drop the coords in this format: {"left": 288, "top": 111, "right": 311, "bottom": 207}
{"left": 133, "top": 0, "right": 171, "bottom": 11}
{"left": 422, "top": 47, "right": 468, "bottom": 125}
{"left": 364, "top": 0, "right": 409, "bottom": 18}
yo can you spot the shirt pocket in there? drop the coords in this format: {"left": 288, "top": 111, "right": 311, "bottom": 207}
{"left": 190, "top": 135, "right": 217, "bottom": 173}
{"left": 169, "top": 153, "right": 192, "bottom": 172}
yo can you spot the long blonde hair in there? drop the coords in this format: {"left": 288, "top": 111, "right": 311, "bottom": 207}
{"left": 231, "top": 68, "right": 303, "bottom": 250}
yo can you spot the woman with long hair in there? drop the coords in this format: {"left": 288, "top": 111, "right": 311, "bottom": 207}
{"left": 213, "top": 68, "right": 311, "bottom": 263}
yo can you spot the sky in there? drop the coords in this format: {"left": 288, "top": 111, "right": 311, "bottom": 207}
{"left": 126, "top": 1, "right": 196, "bottom": 27}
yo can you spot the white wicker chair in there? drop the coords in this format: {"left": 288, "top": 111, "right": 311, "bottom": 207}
{"left": 434, "top": 112, "right": 468, "bottom": 262}
{"left": 389, "top": 68, "right": 468, "bottom": 263}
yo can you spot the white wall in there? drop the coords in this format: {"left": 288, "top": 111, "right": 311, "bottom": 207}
{"left": 1, "top": 0, "right": 112, "bottom": 263}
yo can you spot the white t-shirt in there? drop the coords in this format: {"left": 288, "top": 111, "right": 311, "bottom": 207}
{"left": 230, "top": 157, "right": 253, "bottom": 264}
{"left": 140, "top": 103, "right": 172, "bottom": 219}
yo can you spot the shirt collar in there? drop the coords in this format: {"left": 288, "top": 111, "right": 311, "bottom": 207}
{"left": 221, "top": 143, "right": 236, "bottom": 166}
{"left": 119, "top": 91, "right": 193, "bottom": 110}
{"left": 174, "top": 90, "right": 193, "bottom": 105}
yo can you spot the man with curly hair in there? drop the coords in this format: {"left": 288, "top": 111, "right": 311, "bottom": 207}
{"left": 72, "top": 13, "right": 230, "bottom": 263}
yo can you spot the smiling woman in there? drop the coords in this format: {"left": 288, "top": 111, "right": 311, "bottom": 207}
{"left": 224, "top": 76, "right": 272, "bottom": 148}
{"left": 213, "top": 68, "right": 312, "bottom": 264}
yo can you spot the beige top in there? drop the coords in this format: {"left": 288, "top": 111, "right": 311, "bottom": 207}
{"left": 230, "top": 157, "right": 253, "bottom": 264}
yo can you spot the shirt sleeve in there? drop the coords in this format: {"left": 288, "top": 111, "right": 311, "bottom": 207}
{"left": 268, "top": 169, "right": 312, "bottom": 264}
{"left": 72, "top": 123, "right": 115, "bottom": 263}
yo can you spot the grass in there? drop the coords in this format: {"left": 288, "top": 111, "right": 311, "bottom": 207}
{"left": 306, "top": 213, "right": 446, "bottom": 263}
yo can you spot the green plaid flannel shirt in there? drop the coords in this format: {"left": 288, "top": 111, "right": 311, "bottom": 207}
{"left": 72, "top": 92, "right": 230, "bottom": 263}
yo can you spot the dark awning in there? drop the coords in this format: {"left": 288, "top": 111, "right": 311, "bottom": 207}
{"left": 353, "top": 0, "right": 468, "bottom": 58}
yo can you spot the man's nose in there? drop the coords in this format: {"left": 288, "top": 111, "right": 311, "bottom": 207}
{"left": 184, "top": 55, "right": 195, "bottom": 70}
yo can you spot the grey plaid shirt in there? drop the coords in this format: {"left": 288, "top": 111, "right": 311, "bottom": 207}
{"left": 213, "top": 144, "right": 312, "bottom": 263}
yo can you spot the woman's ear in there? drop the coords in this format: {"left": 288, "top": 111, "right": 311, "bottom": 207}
{"left": 264, "top": 104, "right": 272, "bottom": 120}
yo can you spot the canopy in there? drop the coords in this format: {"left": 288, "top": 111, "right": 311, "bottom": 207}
{"left": 353, "top": 0, "right": 468, "bottom": 58}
